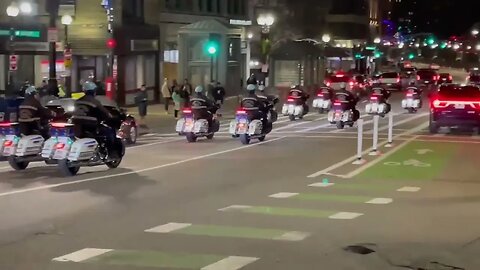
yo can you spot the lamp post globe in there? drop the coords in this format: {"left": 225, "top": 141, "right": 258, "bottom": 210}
{"left": 6, "top": 3, "right": 20, "bottom": 17}
{"left": 472, "top": 29, "right": 479, "bottom": 36}
{"left": 264, "top": 14, "right": 274, "bottom": 26}
{"left": 374, "top": 37, "right": 381, "bottom": 44}
{"left": 322, "top": 34, "right": 331, "bottom": 43}
{"left": 61, "top": 14, "right": 73, "bottom": 25}
{"left": 19, "top": 2, "right": 32, "bottom": 14}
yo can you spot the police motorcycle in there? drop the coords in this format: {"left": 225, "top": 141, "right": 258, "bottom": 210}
{"left": 175, "top": 86, "right": 220, "bottom": 142}
{"left": 327, "top": 92, "right": 360, "bottom": 129}
{"left": 55, "top": 83, "right": 125, "bottom": 176}
{"left": 2, "top": 90, "right": 73, "bottom": 170}
{"left": 257, "top": 85, "right": 280, "bottom": 123}
{"left": 401, "top": 83, "right": 422, "bottom": 113}
{"left": 230, "top": 85, "right": 273, "bottom": 145}
{"left": 96, "top": 96, "right": 138, "bottom": 144}
{"left": 281, "top": 85, "right": 309, "bottom": 121}
{"left": 365, "top": 87, "right": 391, "bottom": 117}
{"left": 312, "top": 86, "right": 334, "bottom": 113}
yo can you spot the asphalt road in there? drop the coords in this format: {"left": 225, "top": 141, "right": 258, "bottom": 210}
{"left": 1, "top": 71, "right": 480, "bottom": 270}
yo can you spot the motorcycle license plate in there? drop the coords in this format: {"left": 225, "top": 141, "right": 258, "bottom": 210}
{"left": 455, "top": 104, "right": 465, "bottom": 109}
{"left": 334, "top": 111, "right": 342, "bottom": 121}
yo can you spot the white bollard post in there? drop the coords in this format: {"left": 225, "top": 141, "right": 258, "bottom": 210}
{"left": 352, "top": 119, "right": 366, "bottom": 165}
{"left": 369, "top": 115, "right": 380, "bottom": 156}
{"left": 385, "top": 113, "right": 394, "bottom": 148}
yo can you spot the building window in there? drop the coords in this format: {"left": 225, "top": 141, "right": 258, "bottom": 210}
{"left": 206, "top": 0, "right": 213, "bottom": 12}
{"left": 122, "top": 0, "right": 144, "bottom": 23}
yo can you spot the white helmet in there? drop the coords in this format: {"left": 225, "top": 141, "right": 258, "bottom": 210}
{"left": 246, "top": 84, "right": 257, "bottom": 91}
{"left": 195, "top": 86, "right": 203, "bottom": 93}
{"left": 258, "top": 85, "right": 265, "bottom": 92}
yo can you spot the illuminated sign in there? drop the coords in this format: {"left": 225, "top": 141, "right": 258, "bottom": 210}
{"left": 0, "top": 30, "right": 41, "bottom": 38}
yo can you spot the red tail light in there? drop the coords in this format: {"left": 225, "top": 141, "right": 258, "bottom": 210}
{"left": 55, "top": 143, "right": 65, "bottom": 149}
{"left": 182, "top": 109, "right": 192, "bottom": 113}
{"left": 406, "top": 93, "right": 413, "bottom": 97}
{"left": 333, "top": 101, "right": 341, "bottom": 106}
{"left": 3, "top": 140, "right": 13, "bottom": 147}
{"left": 416, "top": 75, "right": 420, "bottom": 81}
{"left": 326, "top": 81, "right": 331, "bottom": 87}
{"left": 448, "top": 75, "right": 453, "bottom": 81}
{"left": 396, "top": 77, "right": 400, "bottom": 83}
{"left": 317, "top": 93, "right": 324, "bottom": 97}
{"left": 349, "top": 81, "right": 354, "bottom": 87}
{"left": 370, "top": 96, "right": 378, "bottom": 100}
{"left": 432, "top": 99, "right": 448, "bottom": 108}
{"left": 236, "top": 109, "right": 247, "bottom": 114}
{"left": 51, "top": 122, "right": 68, "bottom": 128}
{"left": 0, "top": 122, "right": 12, "bottom": 127}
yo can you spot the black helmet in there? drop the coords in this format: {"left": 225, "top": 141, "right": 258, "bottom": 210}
{"left": 246, "top": 74, "right": 257, "bottom": 85}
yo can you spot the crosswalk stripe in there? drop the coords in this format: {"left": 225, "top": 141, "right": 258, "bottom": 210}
{"left": 53, "top": 248, "right": 113, "bottom": 262}
{"left": 201, "top": 256, "right": 259, "bottom": 270}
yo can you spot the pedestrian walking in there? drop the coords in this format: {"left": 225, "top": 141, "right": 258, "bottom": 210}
{"left": 213, "top": 81, "right": 226, "bottom": 105}
{"left": 161, "top": 78, "right": 171, "bottom": 113}
{"left": 172, "top": 88, "right": 186, "bottom": 119}
{"left": 182, "top": 78, "right": 193, "bottom": 96}
{"left": 135, "top": 84, "right": 148, "bottom": 127}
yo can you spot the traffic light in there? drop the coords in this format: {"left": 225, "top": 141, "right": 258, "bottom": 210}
{"left": 355, "top": 53, "right": 362, "bottom": 59}
{"left": 205, "top": 34, "right": 220, "bottom": 56}
{"left": 374, "top": 52, "right": 381, "bottom": 58}
{"left": 440, "top": 42, "right": 447, "bottom": 49}
{"left": 106, "top": 38, "right": 116, "bottom": 49}
{"left": 408, "top": 53, "right": 415, "bottom": 59}
{"left": 427, "top": 37, "right": 435, "bottom": 45}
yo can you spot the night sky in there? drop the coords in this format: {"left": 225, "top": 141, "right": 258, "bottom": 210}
{"left": 412, "top": 0, "right": 480, "bottom": 38}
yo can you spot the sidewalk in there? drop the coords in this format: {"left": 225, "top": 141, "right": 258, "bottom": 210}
{"left": 127, "top": 96, "right": 241, "bottom": 134}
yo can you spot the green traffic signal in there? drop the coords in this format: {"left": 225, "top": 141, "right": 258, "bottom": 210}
{"left": 374, "top": 52, "right": 381, "bottom": 58}
{"left": 427, "top": 37, "right": 435, "bottom": 45}
{"left": 408, "top": 53, "right": 415, "bottom": 59}
{"left": 205, "top": 40, "right": 218, "bottom": 55}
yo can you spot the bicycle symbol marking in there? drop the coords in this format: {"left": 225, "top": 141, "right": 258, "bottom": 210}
{"left": 383, "top": 159, "right": 431, "bottom": 167}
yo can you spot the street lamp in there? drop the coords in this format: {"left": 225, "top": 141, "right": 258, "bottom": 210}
{"left": 322, "top": 34, "right": 331, "bottom": 43}
{"left": 6, "top": 2, "right": 19, "bottom": 95}
{"left": 19, "top": 2, "right": 32, "bottom": 14}
{"left": 257, "top": 14, "right": 274, "bottom": 33}
{"left": 472, "top": 29, "right": 479, "bottom": 36}
{"left": 257, "top": 14, "right": 275, "bottom": 86}
{"left": 374, "top": 37, "right": 381, "bottom": 44}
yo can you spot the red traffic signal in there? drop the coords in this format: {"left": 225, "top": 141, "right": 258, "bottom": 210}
{"left": 106, "top": 38, "right": 117, "bottom": 49}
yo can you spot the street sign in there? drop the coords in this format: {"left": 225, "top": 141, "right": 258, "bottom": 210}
{"left": 47, "top": 28, "right": 58, "bottom": 42}
{"left": 64, "top": 48, "right": 72, "bottom": 69}
{"left": 9, "top": 55, "right": 18, "bottom": 71}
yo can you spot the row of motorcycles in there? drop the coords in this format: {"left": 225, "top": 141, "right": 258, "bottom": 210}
{"left": 174, "top": 83, "right": 423, "bottom": 144}
{"left": 0, "top": 97, "right": 137, "bottom": 176}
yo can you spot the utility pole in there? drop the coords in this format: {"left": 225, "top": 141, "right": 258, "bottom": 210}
{"left": 46, "top": 0, "right": 60, "bottom": 96}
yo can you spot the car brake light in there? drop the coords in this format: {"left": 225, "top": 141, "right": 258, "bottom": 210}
{"left": 432, "top": 99, "right": 448, "bottom": 108}
{"left": 396, "top": 77, "right": 400, "bottom": 83}
{"left": 182, "top": 109, "right": 192, "bottom": 113}
{"left": 336, "top": 74, "right": 345, "bottom": 77}
{"left": 3, "top": 140, "right": 13, "bottom": 147}
{"left": 449, "top": 75, "right": 453, "bottom": 80}
{"left": 326, "top": 81, "right": 331, "bottom": 87}
{"left": 55, "top": 143, "right": 65, "bottom": 149}
{"left": 349, "top": 81, "right": 354, "bottom": 86}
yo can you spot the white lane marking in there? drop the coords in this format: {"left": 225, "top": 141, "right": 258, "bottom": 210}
{"left": 365, "top": 198, "right": 393, "bottom": 204}
{"left": 145, "top": 223, "right": 192, "bottom": 233}
{"left": 201, "top": 256, "right": 259, "bottom": 270}
{"left": 129, "top": 138, "right": 184, "bottom": 149}
{"left": 308, "top": 182, "right": 335, "bottom": 188}
{"left": 433, "top": 133, "right": 445, "bottom": 137}
{"left": 328, "top": 212, "right": 363, "bottom": 220}
{"left": 273, "top": 231, "right": 310, "bottom": 241}
{"left": 273, "top": 116, "right": 327, "bottom": 132}
{"left": 307, "top": 122, "right": 428, "bottom": 178}
{"left": 0, "top": 137, "right": 285, "bottom": 198}
{"left": 294, "top": 122, "right": 332, "bottom": 133}
{"left": 218, "top": 205, "right": 252, "bottom": 212}
{"left": 52, "top": 248, "right": 113, "bottom": 262}
{"left": 269, "top": 192, "right": 299, "bottom": 199}
{"left": 397, "top": 186, "right": 421, "bottom": 192}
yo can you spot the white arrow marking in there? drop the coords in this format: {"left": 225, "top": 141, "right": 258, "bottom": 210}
{"left": 415, "top": 149, "right": 433, "bottom": 155}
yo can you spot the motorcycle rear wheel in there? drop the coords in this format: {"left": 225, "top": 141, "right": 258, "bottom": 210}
{"left": 289, "top": 115, "right": 296, "bottom": 121}
{"left": 8, "top": 156, "right": 29, "bottom": 171}
{"left": 58, "top": 159, "right": 80, "bottom": 176}
{"left": 336, "top": 121, "right": 345, "bottom": 129}
{"left": 186, "top": 132, "right": 197, "bottom": 142}
{"left": 240, "top": 134, "right": 250, "bottom": 145}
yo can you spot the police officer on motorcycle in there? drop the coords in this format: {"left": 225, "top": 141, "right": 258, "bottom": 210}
{"left": 241, "top": 84, "right": 272, "bottom": 133}
{"left": 371, "top": 86, "right": 392, "bottom": 112}
{"left": 72, "top": 81, "right": 116, "bottom": 155}
{"left": 288, "top": 84, "right": 310, "bottom": 114}
{"left": 335, "top": 83, "right": 360, "bottom": 121}
{"left": 257, "top": 85, "right": 279, "bottom": 123}
{"left": 190, "top": 86, "right": 217, "bottom": 128}
{"left": 406, "top": 80, "right": 422, "bottom": 95}
{"left": 18, "top": 86, "right": 56, "bottom": 138}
